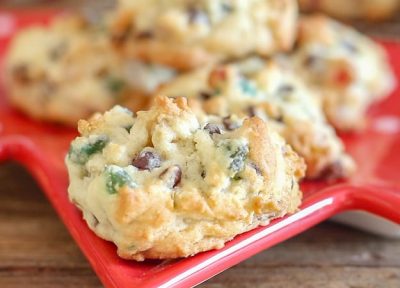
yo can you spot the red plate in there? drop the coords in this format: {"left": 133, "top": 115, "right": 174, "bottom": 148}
{"left": 1, "top": 10, "right": 400, "bottom": 288}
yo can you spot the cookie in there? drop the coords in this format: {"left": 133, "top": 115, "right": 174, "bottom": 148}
{"left": 292, "top": 15, "right": 396, "bottom": 131}
{"left": 159, "top": 57, "right": 355, "bottom": 179}
{"left": 298, "top": 0, "right": 400, "bottom": 21}
{"left": 110, "top": 0, "right": 298, "bottom": 70}
{"left": 4, "top": 15, "right": 176, "bottom": 125}
{"left": 66, "top": 96, "right": 305, "bottom": 261}
{"left": 123, "top": 60, "right": 177, "bottom": 95}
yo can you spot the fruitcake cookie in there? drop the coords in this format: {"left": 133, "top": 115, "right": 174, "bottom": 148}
{"left": 4, "top": 15, "right": 127, "bottom": 125}
{"left": 292, "top": 15, "right": 396, "bottom": 131}
{"left": 66, "top": 96, "right": 305, "bottom": 261}
{"left": 4, "top": 15, "right": 176, "bottom": 125}
{"left": 298, "top": 0, "right": 400, "bottom": 21}
{"left": 159, "top": 57, "right": 355, "bottom": 179}
{"left": 110, "top": 0, "right": 298, "bottom": 70}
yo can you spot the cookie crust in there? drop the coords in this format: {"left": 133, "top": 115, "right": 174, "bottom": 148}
{"left": 66, "top": 96, "right": 305, "bottom": 260}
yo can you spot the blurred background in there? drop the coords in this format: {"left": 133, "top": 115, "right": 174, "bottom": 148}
{"left": 1, "top": 0, "right": 399, "bottom": 39}
{"left": 0, "top": 0, "right": 79, "bottom": 8}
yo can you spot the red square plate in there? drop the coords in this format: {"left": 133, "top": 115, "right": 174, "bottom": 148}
{"left": 1, "top": 10, "right": 400, "bottom": 288}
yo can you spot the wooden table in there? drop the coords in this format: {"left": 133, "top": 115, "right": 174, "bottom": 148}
{"left": 0, "top": 4, "right": 400, "bottom": 287}
{"left": 1, "top": 162, "right": 400, "bottom": 288}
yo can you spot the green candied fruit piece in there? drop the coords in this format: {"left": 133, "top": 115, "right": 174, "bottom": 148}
{"left": 69, "top": 135, "right": 108, "bottom": 164}
{"left": 219, "top": 140, "right": 249, "bottom": 174}
{"left": 239, "top": 78, "right": 258, "bottom": 96}
{"left": 105, "top": 165, "right": 135, "bottom": 194}
{"left": 229, "top": 145, "right": 249, "bottom": 173}
{"left": 106, "top": 76, "right": 126, "bottom": 94}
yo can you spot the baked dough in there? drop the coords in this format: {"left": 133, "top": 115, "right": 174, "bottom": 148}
{"left": 66, "top": 96, "right": 305, "bottom": 260}
{"left": 4, "top": 15, "right": 176, "bottom": 125}
{"left": 159, "top": 57, "right": 355, "bottom": 179}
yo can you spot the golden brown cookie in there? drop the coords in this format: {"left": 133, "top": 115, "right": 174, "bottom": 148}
{"left": 159, "top": 57, "right": 355, "bottom": 179}
{"left": 292, "top": 15, "right": 396, "bottom": 131}
{"left": 66, "top": 96, "right": 305, "bottom": 261}
{"left": 4, "top": 15, "right": 176, "bottom": 125}
{"left": 110, "top": 0, "right": 298, "bottom": 70}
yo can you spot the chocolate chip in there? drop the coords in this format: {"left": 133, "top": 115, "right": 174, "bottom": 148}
{"left": 204, "top": 123, "right": 223, "bottom": 135}
{"left": 111, "top": 25, "right": 131, "bottom": 46}
{"left": 160, "top": 165, "right": 182, "bottom": 188}
{"left": 201, "top": 170, "right": 206, "bottom": 178}
{"left": 49, "top": 42, "right": 67, "bottom": 61}
{"left": 274, "top": 115, "right": 284, "bottom": 123}
{"left": 249, "top": 162, "right": 262, "bottom": 175}
{"left": 187, "top": 7, "right": 209, "bottom": 24}
{"left": 304, "top": 55, "right": 318, "bottom": 67}
{"left": 278, "top": 84, "right": 294, "bottom": 94}
{"left": 199, "top": 91, "right": 212, "bottom": 100}
{"left": 111, "top": 33, "right": 126, "bottom": 46}
{"left": 96, "top": 67, "right": 109, "bottom": 78}
{"left": 124, "top": 125, "right": 133, "bottom": 133}
{"left": 132, "top": 150, "right": 161, "bottom": 170}
{"left": 222, "top": 116, "right": 240, "bottom": 131}
{"left": 292, "top": 39, "right": 300, "bottom": 51}
{"left": 12, "top": 64, "right": 30, "bottom": 84}
{"left": 247, "top": 106, "right": 257, "bottom": 117}
{"left": 136, "top": 31, "right": 154, "bottom": 39}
